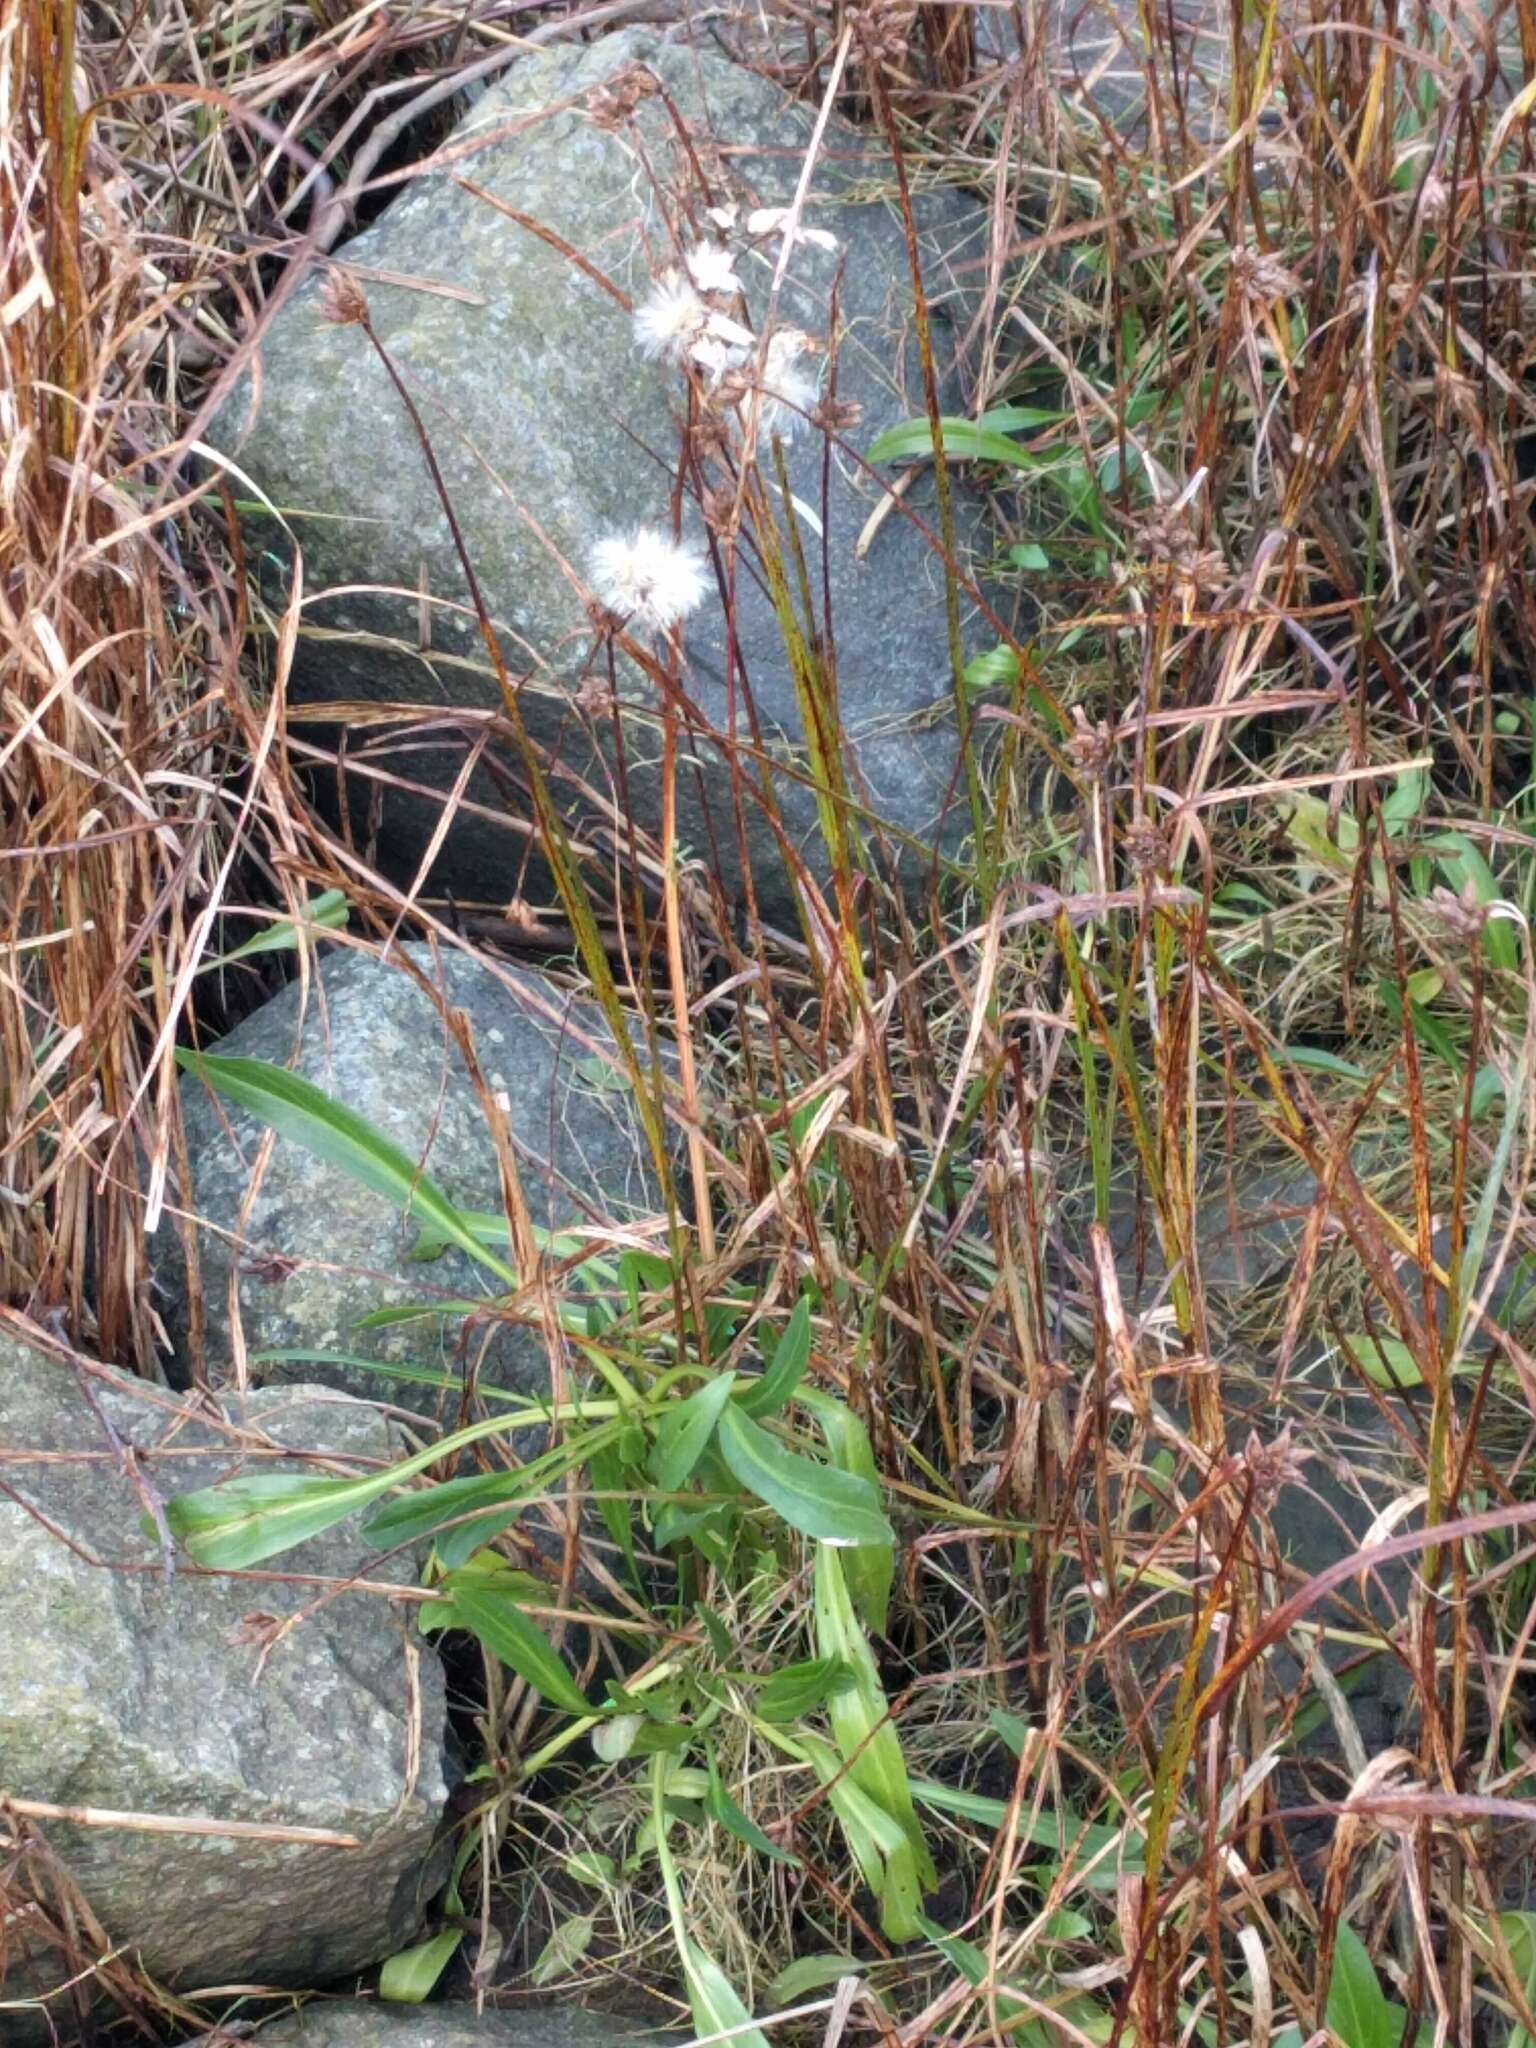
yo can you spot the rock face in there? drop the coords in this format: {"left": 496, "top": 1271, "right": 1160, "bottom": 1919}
{"left": 213, "top": 30, "right": 995, "bottom": 922}
{"left": 239, "top": 2006, "right": 678, "bottom": 2048}
{"left": 0, "top": 1332, "right": 449, "bottom": 2036}
{"left": 169, "top": 944, "right": 661, "bottom": 1413}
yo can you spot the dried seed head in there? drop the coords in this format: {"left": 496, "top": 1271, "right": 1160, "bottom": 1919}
{"left": 584, "top": 64, "right": 659, "bottom": 129}
{"left": 572, "top": 671, "right": 616, "bottom": 716}
{"left": 1228, "top": 245, "right": 1301, "bottom": 307}
{"left": 228, "top": 1610, "right": 286, "bottom": 1651}
{"left": 591, "top": 526, "right": 708, "bottom": 633}
{"left": 1417, "top": 173, "right": 1453, "bottom": 223}
{"left": 756, "top": 327, "right": 821, "bottom": 439}
{"left": 245, "top": 1246, "right": 299, "bottom": 1285}
{"left": 1122, "top": 819, "right": 1170, "bottom": 876}
{"left": 317, "top": 270, "right": 369, "bottom": 327}
{"left": 685, "top": 241, "right": 744, "bottom": 297}
{"left": 633, "top": 269, "right": 709, "bottom": 362}
{"left": 699, "top": 481, "right": 741, "bottom": 539}
{"left": 815, "top": 392, "right": 864, "bottom": 435}
{"left": 1131, "top": 504, "right": 1226, "bottom": 602}
{"left": 1427, "top": 879, "right": 1489, "bottom": 944}
{"left": 848, "top": 0, "right": 918, "bottom": 63}
{"left": 1067, "top": 705, "right": 1115, "bottom": 775}
{"left": 1242, "top": 1424, "right": 1309, "bottom": 1511}
{"left": 498, "top": 896, "right": 545, "bottom": 935}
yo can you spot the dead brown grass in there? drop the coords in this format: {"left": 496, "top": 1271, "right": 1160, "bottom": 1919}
{"left": 9, "top": 0, "right": 1536, "bottom": 2040}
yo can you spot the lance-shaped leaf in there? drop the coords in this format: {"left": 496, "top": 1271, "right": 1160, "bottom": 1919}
{"left": 160, "top": 1411, "right": 509, "bottom": 1568}
{"left": 814, "top": 1547, "right": 936, "bottom": 1893}
{"left": 716, "top": 1404, "right": 892, "bottom": 1548}
{"left": 175, "top": 1049, "right": 514, "bottom": 1283}
{"left": 447, "top": 1583, "right": 602, "bottom": 1718}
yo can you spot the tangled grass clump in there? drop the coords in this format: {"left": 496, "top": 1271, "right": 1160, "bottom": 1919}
{"left": 10, "top": 0, "right": 1536, "bottom": 2042}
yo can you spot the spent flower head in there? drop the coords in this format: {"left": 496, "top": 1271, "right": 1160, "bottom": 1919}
{"left": 318, "top": 269, "right": 369, "bottom": 327}
{"left": 591, "top": 526, "right": 708, "bottom": 633}
{"left": 745, "top": 207, "right": 839, "bottom": 254}
{"left": 633, "top": 270, "right": 709, "bottom": 361}
{"left": 757, "top": 328, "right": 821, "bottom": 439}
{"left": 685, "top": 241, "right": 744, "bottom": 296}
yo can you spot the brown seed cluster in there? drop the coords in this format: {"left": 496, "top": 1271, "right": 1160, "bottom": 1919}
{"left": 1121, "top": 818, "right": 1170, "bottom": 876}
{"left": 847, "top": 0, "right": 918, "bottom": 65}
{"left": 1067, "top": 705, "right": 1116, "bottom": 775}
{"left": 584, "top": 63, "right": 659, "bottom": 130}
{"left": 1240, "top": 1424, "right": 1309, "bottom": 1511}
{"left": 1427, "top": 879, "right": 1489, "bottom": 944}
{"left": 1131, "top": 503, "right": 1226, "bottom": 603}
{"left": 317, "top": 269, "right": 369, "bottom": 328}
{"left": 1228, "top": 244, "right": 1302, "bottom": 307}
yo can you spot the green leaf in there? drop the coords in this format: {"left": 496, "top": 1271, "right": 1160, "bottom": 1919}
{"left": 911, "top": 1778, "right": 1142, "bottom": 1873}
{"left": 530, "top": 1913, "right": 595, "bottom": 1986}
{"left": 162, "top": 1469, "right": 399, "bottom": 1571}
{"left": 1431, "top": 832, "right": 1519, "bottom": 971}
{"left": 1495, "top": 1910, "right": 1536, "bottom": 2048}
{"left": 652, "top": 1753, "right": 772, "bottom": 2048}
{"left": 378, "top": 1928, "right": 463, "bottom": 2003}
{"left": 916, "top": 1916, "right": 1025, "bottom": 2022}
{"left": 756, "top": 1655, "right": 857, "bottom": 1725}
{"left": 1381, "top": 764, "right": 1428, "bottom": 831}
{"left": 963, "top": 644, "right": 1021, "bottom": 694}
{"left": 737, "top": 1298, "right": 813, "bottom": 1419}
{"left": 650, "top": 1372, "right": 737, "bottom": 1492}
{"left": 159, "top": 1402, "right": 530, "bottom": 1569}
{"left": 1043, "top": 1909, "right": 1092, "bottom": 1941}
{"left": 705, "top": 1751, "right": 800, "bottom": 1865}
{"left": 696, "top": 1602, "right": 734, "bottom": 1662}
{"left": 715, "top": 1404, "right": 893, "bottom": 1548}
{"left": 447, "top": 1584, "right": 600, "bottom": 1718}
{"left": 1008, "top": 542, "right": 1051, "bottom": 570}
{"left": 1338, "top": 1333, "right": 1427, "bottom": 1390}
{"left": 989, "top": 1707, "right": 1031, "bottom": 1755}
{"left": 683, "top": 1940, "right": 771, "bottom": 2048}
{"left": 978, "top": 404, "right": 1066, "bottom": 432}
{"left": 406, "top": 1213, "right": 588, "bottom": 1267}
{"left": 814, "top": 1547, "right": 936, "bottom": 1907}
{"left": 589, "top": 1436, "right": 637, "bottom": 1582}
{"left": 768, "top": 1955, "right": 864, "bottom": 2001}
{"left": 1283, "top": 1045, "right": 1371, "bottom": 1081}
{"left": 365, "top": 1469, "right": 528, "bottom": 1549}
{"left": 868, "top": 417, "right": 1041, "bottom": 468}
{"left": 799, "top": 1391, "right": 893, "bottom": 1632}
{"left": 213, "top": 890, "right": 349, "bottom": 966}
{"left": 565, "top": 1849, "right": 618, "bottom": 1886}
{"left": 174, "top": 1050, "right": 514, "bottom": 1282}
{"left": 350, "top": 1299, "right": 485, "bottom": 1331}
{"left": 1326, "top": 1923, "right": 1395, "bottom": 2048}
{"left": 620, "top": 1248, "right": 674, "bottom": 1308}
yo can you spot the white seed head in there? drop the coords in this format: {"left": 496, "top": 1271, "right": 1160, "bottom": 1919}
{"left": 690, "top": 331, "right": 747, "bottom": 385}
{"left": 687, "top": 311, "right": 754, "bottom": 386}
{"left": 633, "top": 269, "right": 708, "bottom": 360}
{"left": 685, "top": 241, "right": 744, "bottom": 296}
{"left": 744, "top": 206, "right": 839, "bottom": 253}
{"left": 591, "top": 526, "right": 709, "bottom": 632}
{"left": 758, "top": 327, "right": 821, "bottom": 438}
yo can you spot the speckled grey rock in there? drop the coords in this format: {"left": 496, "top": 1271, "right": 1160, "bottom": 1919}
{"left": 168, "top": 944, "right": 659, "bottom": 1413}
{"left": 0, "top": 1333, "right": 448, "bottom": 2038}
{"left": 237, "top": 2006, "right": 679, "bottom": 2048}
{"left": 212, "top": 30, "right": 996, "bottom": 922}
